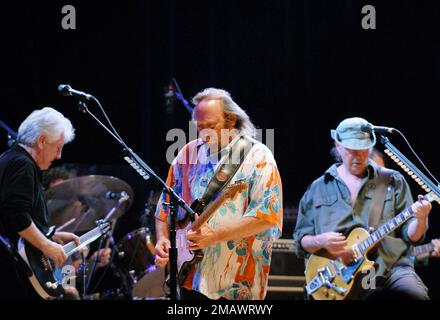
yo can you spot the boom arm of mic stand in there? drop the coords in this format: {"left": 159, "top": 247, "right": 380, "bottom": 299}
{"left": 77, "top": 96, "right": 196, "bottom": 300}
{"left": 0, "top": 119, "right": 17, "bottom": 139}
{"left": 77, "top": 99, "right": 196, "bottom": 219}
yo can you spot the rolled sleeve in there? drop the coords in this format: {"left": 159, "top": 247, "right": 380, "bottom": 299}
{"left": 393, "top": 173, "right": 424, "bottom": 246}
{"left": 154, "top": 165, "right": 175, "bottom": 223}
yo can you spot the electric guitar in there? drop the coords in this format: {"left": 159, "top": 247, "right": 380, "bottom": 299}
{"left": 173, "top": 180, "right": 247, "bottom": 288}
{"left": 304, "top": 192, "right": 440, "bottom": 300}
{"left": 18, "top": 220, "right": 110, "bottom": 299}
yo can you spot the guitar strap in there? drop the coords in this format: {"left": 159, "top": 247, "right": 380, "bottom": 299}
{"left": 192, "top": 135, "right": 254, "bottom": 214}
{"left": 368, "top": 167, "right": 393, "bottom": 230}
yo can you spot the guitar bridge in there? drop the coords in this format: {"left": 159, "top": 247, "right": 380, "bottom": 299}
{"left": 306, "top": 265, "right": 347, "bottom": 297}
{"left": 306, "top": 265, "right": 335, "bottom": 295}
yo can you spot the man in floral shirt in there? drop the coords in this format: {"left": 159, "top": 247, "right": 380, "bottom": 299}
{"left": 154, "top": 88, "right": 283, "bottom": 300}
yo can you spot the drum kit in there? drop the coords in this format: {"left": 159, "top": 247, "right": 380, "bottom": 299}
{"left": 45, "top": 175, "right": 167, "bottom": 300}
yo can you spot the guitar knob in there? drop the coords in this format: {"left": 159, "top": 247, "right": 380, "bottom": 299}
{"left": 329, "top": 293, "right": 336, "bottom": 300}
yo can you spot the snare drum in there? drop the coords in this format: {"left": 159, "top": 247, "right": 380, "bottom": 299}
{"left": 116, "top": 228, "right": 166, "bottom": 298}
{"left": 116, "top": 227, "right": 156, "bottom": 278}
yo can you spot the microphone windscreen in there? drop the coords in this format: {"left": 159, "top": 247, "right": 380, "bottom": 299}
{"left": 57, "top": 84, "right": 71, "bottom": 96}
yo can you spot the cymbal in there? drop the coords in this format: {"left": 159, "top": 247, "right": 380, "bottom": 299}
{"left": 45, "top": 175, "right": 134, "bottom": 233}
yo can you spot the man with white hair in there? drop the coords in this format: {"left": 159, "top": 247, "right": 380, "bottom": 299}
{"left": 154, "top": 88, "right": 283, "bottom": 300}
{"left": 0, "top": 107, "right": 80, "bottom": 299}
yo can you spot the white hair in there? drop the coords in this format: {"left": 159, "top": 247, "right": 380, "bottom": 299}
{"left": 17, "top": 107, "right": 75, "bottom": 146}
{"left": 192, "top": 88, "right": 257, "bottom": 138}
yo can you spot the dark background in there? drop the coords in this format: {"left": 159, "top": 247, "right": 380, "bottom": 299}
{"left": 1, "top": 0, "right": 440, "bottom": 299}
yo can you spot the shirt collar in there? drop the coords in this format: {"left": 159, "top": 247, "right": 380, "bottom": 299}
{"left": 324, "top": 160, "right": 379, "bottom": 183}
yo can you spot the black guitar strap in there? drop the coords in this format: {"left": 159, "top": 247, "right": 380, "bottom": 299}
{"left": 192, "top": 135, "right": 254, "bottom": 214}
{"left": 368, "top": 167, "right": 393, "bottom": 230}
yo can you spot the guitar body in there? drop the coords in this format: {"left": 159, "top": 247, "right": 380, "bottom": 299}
{"left": 169, "top": 181, "right": 247, "bottom": 292}
{"left": 18, "top": 239, "right": 66, "bottom": 299}
{"left": 176, "top": 226, "right": 204, "bottom": 287}
{"left": 17, "top": 221, "right": 110, "bottom": 300}
{"left": 305, "top": 227, "right": 375, "bottom": 300}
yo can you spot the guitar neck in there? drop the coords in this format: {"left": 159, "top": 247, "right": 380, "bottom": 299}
{"left": 357, "top": 206, "right": 416, "bottom": 255}
{"left": 358, "top": 137, "right": 440, "bottom": 256}
{"left": 414, "top": 243, "right": 435, "bottom": 260}
{"left": 63, "top": 227, "right": 104, "bottom": 257}
{"left": 190, "top": 193, "right": 228, "bottom": 231}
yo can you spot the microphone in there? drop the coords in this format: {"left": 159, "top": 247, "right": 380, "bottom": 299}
{"left": 58, "top": 84, "right": 92, "bottom": 101}
{"left": 361, "top": 123, "right": 396, "bottom": 134}
{"left": 164, "top": 84, "right": 176, "bottom": 114}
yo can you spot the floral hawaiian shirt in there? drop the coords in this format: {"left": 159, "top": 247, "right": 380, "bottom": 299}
{"left": 155, "top": 135, "right": 283, "bottom": 300}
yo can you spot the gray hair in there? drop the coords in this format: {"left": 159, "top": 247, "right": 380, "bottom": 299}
{"left": 192, "top": 88, "right": 257, "bottom": 138}
{"left": 17, "top": 107, "right": 75, "bottom": 146}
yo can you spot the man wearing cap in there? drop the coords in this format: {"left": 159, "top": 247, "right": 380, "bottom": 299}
{"left": 294, "top": 117, "right": 432, "bottom": 299}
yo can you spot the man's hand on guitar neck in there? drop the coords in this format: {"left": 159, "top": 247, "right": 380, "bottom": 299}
{"left": 187, "top": 223, "right": 218, "bottom": 250}
{"left": 408, "top": 195, "right": 433, "bottom": 243}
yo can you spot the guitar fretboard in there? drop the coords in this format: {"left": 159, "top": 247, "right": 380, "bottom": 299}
{"left": 357, "top": 207, "right": 415, "bottom": 255}
{"left": 414, "top": 243, "right": 435, "bottom": 260}
{"left": 190, "top": 181, "right": 245, "bottom": 231}
{"left": 63, "top": 226, "right": 106, "bottom": 257}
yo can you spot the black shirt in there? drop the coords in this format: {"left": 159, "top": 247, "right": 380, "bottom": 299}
{"left": 0, "top": 144, "right": 49, "bottom": 247}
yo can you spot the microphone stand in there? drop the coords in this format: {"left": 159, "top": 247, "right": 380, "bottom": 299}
{"left": 0, "top": 119, "right": 17, "bottom": 147}
{"left": 75, "top": 99, "right": 195, "bottom": 300}
{"left": 0, "top": 119, "right": 17, "bottom": 139}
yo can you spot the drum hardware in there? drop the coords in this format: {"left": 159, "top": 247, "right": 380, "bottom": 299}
{"left": 46, "top": 175, "right": 134, "bottom": 233}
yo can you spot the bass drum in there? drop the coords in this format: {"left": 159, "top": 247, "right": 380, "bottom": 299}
{"left": 115, "top": 227, "right": 167, "bottom": 299}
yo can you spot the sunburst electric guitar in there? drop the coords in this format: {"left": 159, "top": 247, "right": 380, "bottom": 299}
{"left": 305, "top": 192, "right": 440, "bottom": 300}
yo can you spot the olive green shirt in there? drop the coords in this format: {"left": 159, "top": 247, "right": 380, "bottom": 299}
{"left": 294, "top": 161, "right": 422, "bottom": 277}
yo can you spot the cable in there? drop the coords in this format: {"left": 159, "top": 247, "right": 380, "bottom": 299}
{"left": 90, "top": 96, "right": 128, "bottom": 149}
{"left": 395, "top": 129, "right": 440, "bottom": 186}
{"left": 86, "top": 235, "right": 106, "bottom": 292}
{"left": 89, "top": 246, "right": 118, "bottom": 295}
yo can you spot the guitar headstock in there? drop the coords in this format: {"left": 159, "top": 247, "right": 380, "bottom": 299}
{"left": 96, "top": 219, "right": 111, "bottom": 235}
